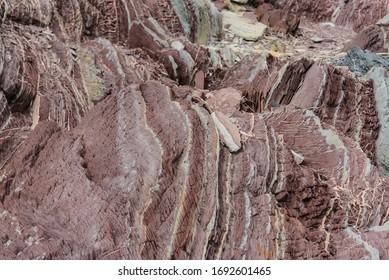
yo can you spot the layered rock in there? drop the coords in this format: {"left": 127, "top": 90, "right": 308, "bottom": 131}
{"left": 268, "top": 0, "right": 389, "bottom": 32}
{"left": 342, "top": 25, "right": 389, "bottom": 53}
{"left": 0, "top": 0, "right": 224, "bottom": 170}
{"left": 2, "top": 76, "right": 389, "bottom": 259}
{"left": 255, "top": 3, "right": 300, "bottom": 34}
{"left": 2, "top": 0, "right": 389, "bottom": 261}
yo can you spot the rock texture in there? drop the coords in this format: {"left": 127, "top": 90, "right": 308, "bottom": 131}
{"left": 2, "top": 0, "right": 389, "bottom": 260}
{"left": 343, "top": 25, "right": 389, "bottom": 53}
{"left": 255, "top": 3, "right": 300, "bottom": 34}
{"left": 222, "top": 10, "right": 267, "bottom": 41}
{"left": 270, "top": 0, "right": 389, "bottom": 32}
{"left": 338, "top": 47, "right": 389, "bottom": 76}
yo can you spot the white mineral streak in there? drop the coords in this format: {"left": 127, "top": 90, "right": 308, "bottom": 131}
{"left": 211, "top": 111, "right": 241, "bottom": 152}
{"left": 345, "top": 227, "right": 380, "bottom": 260}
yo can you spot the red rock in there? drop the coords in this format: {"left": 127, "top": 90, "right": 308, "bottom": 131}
{"left": 270, "top": 0, "right": 389, "bottom": 32}
{"left": 255, "top": 3, "right": 300, "bottom": 34}
{"left": 194, "top": 71, "right": 205, "bottom": 89}
{"left": 343, "top": 25, "right": 389, "bottom": 53}
{"left": 2, "top": 0, "right": 389, "bottom": 261}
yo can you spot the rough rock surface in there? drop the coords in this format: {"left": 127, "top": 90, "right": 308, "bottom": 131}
{"left": 2, "top": 0, "right": 389, "bottom": 260}
{"left": 222, "top": 10, "right": 267, "bottom": 41}
{"left": 270, "top": 0, "right": 389, "bottom": 32}
{"left": 343, "top": 25, "right": 389, "bottom": 53}
{"left": 255, "top": 3, "right": 300, "bottom": 34}
{"left": 338, "top": 47, "right": 389, "bottom": 76}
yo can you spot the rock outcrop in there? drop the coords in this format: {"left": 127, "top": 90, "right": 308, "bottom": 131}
{"left": 342, "top": 25, "right": 389, "bottom": 53}
{"left": 2, "top": 0, "right": 389, "bottom": 260}
{"left": 255, "top": 3, "right": 300, "bottom": 34}
{"left": 269, "top": 0, "right": 389, "bottom": 32}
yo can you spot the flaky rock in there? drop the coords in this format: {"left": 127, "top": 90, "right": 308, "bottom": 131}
{"left": 2, "top": 0, "right": 389, "bottom": 261}
{"left": 255, "top": 3, "right": 300, "bottom": 34}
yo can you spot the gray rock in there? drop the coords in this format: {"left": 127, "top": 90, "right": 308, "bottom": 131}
{"left": 363, "top": 67, "right": 389, "bottom": 176}
{"left": 337, "top": 47, "right": 389, "bottom": 77}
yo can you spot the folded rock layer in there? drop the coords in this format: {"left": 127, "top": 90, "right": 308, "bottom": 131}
{"left": 1, "top": 0, "right": 389, "bottom": 260}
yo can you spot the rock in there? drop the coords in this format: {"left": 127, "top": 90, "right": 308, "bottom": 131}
{"left": 291, "top": 150, "right": 304, "bottom": 165}
{"left": 377, "top": 12, "right": 389, "bottom": 26}
{"left": 3, "top": 76, "right": 387, "bottom": 260}
{"left": 243, "top": 11, "right": 258, "bottom": 23}
{"left": 194, "top": 70, "right": 205, "bottom": 89}
{"left": 224, "top": 0, "right": 246, "bottom": 13}
{"left": 337, "top": 47, "right": 389, "bottom": 77}
{"left": 212, "top": 0, "right": 228, "bottom": 10}
{"left": 363, "top": 67, "right": 389, "bottom": 176}
{"left": 207, "top": 87, "right": 242, "bottom": 117}
{"left": 342, "top": 26, "right": 389, "bottom": 53}
{"left": 211, "top": 111, "right": 241, "bottom": 152}
{"left": 2, "top": 0, "right": 389, "bottom": 261}
{"left": 271, "top": 0, "right": 389, "bottom": 32}
{"left": 255, "top": 3, "right": 300, "bottom": 34}
{"left": 222, "top": 10, "right": 267, "bottom": 41}
{"left": 216, "top": 53, "right": 379, "bottom": 165}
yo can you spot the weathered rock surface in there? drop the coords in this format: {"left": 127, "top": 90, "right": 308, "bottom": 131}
{"left": 342, "top": 25, "right": 389, "bottom": 53}
{"left": 255, "top": 3, "right": 300, "bottom": 34}
{"left": 2, "top": 0, "right": 389, "bottom": 260}
{"left": 338, "top": 47, "right": 389, "bottom": 76}
{"left": 269, "top": 0, "right": 389, "bottom": 32}
{"left": 222, "top": 10, "right": 267, "bottom": 41}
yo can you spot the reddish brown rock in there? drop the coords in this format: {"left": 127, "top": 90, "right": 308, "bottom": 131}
{"left": 268, "top": 0, "right": 389, "bottom": 32}
{"left": 1, "top": 75, "right": 389, "bottom": 260}
{"left": 255, "top": 3, "right": 300, "bottom": 34}
{"left": 343, "top": 26, "right": 389, "bottom": 52}
{"left": 2, "top": 0, "right": 389, "bottom": 261}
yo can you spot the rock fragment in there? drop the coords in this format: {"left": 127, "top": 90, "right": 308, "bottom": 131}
{"left": 342, "top": 26, "right": 388, "bottom": 53}
{"left": 291, "top": 150, "right": 304, "bottom": 165}
{"left": 206, "top": 87, "right": 242, "bottom": 117}
{"left": 211, "top": 111, "right": 241, "bottom": 152}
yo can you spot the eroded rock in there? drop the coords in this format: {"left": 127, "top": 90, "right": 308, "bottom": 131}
{"left": 342, "top": 26, "right": 389, "bottom": 53}
{"left": 338, "top": 47, "right": 389, "bottom": 76}
{"left": 222, "top": 10, "right": 267, "bottom": 41}
{"left": 2, "top": 0, "right": 389, "bottom": 261}
{"left": 255, "top": 3, "right": 300, "bottom": 34}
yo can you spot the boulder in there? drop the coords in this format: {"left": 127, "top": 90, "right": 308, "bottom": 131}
{"left": 222, "top": 10, "right": 267, "bottom": 41}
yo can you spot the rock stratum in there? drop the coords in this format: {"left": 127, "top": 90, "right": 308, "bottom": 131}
{"left": 2, "top": 0, "right": 389, "bottom": 260}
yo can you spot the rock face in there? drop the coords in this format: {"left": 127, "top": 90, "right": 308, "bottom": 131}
{"left": 338, "top": 47, "right": 389, "bottom": 76}
{"left": 343, "top": 25, "right": 389, "bottom": 53}
{"left": 269, "top": 0, "right": 389, "bottom": 32}
{"left": 222, "top": 10, "right": 267, "bottom": 41}
{"left": 255, "top": 3, "right": 300, "bottom": 34}
{"left": 2, "top": 0, "right": 389, "bottom": 260}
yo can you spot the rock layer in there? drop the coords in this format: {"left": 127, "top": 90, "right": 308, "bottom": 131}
{"left": 2, "top": 0, "right": 389, "bottom": 260}
{"left": 255, "top": 3, "right": 300, "bottom": 34}
{"left": 269, "top": 0, "right": 389, "bottom": 32}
